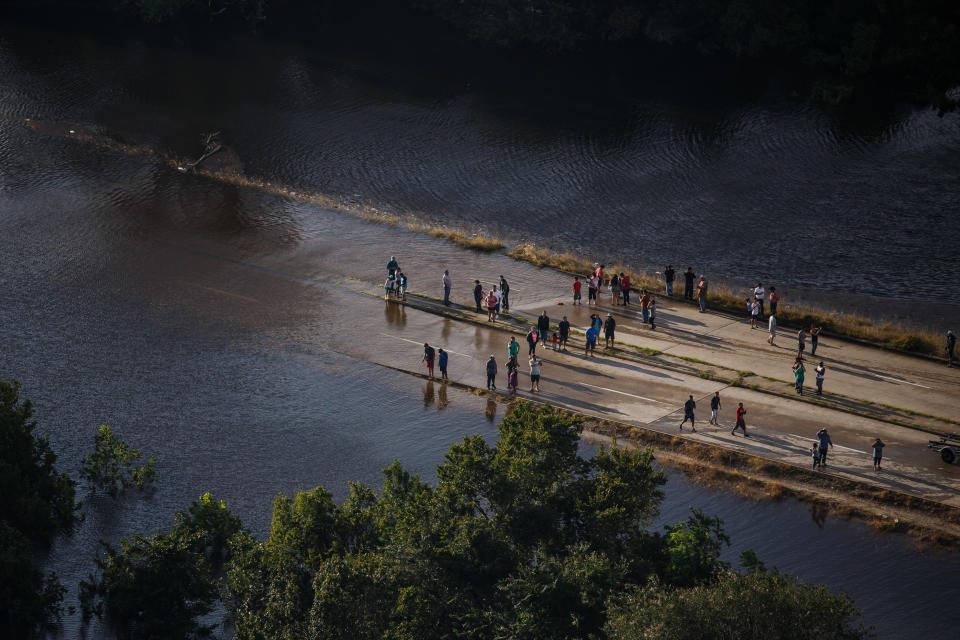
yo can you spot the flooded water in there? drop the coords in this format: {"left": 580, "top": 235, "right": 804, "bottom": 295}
{"left": 1, "top": 15, "right": 959, "bottom": 640}
{"left": 1, "top": 20, "right": 959, "bottom": 329}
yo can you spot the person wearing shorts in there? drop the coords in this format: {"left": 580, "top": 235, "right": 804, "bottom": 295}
{"left": 573, "top": 276, "right": 582, "bottom": 305}
{"left": 587, "top": 276, "right": 597, "bottom": 304}
{"left": 422, "top": 343, "right": 435, "bottom": 378}
{"left": 709, "top": 392, "right": 721, "bottom": 425}
{"left": 585, "top": 326, "right": 597, "bottom": 357}
{"left": 529, "top": 356, "right": 542, "bottom": 392}
{"left": 732, "top": 402, "right": 747, "bottom": 436}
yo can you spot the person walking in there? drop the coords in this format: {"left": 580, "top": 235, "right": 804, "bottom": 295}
{"left": 753, "top": 283, "right": 765, "bottom": 317}
{"left": 422, "top": 343, "right": 435, "bottom": 378}
{"left": 732, "top": 402, "right": 748, "bottom": 436}
{"left": 815, "top": 362, "right": 825, "bottom": 395}
{"left": 649, "top": 298, "right": 658, "bottom": 330}
{"left": 709, "top": 391, "right": 721, "bottom": 425}
{"left": 769, "top": 287, "right": 780, "bottom": 316}
{"left": 573, "top": 276, "right": 582, "bottom": 305}
{"left": 680, "top": 395, "right": 697, "bottom": 432}
{"left": 621, "top": 273, "right": 632, "bottom": 306}
{"left": 485, "top": 355, "right": 497, "bottom": 390}
{"left": 537, "top": 311, "right": 551, "bottom": 343}
{"left": 872, "top": 438, "right": 885, "bottom": 470}
{"left": 768, "top": 313, "right": 777, "bottom": 345}
{"left": 816, "top": 428, "right": 833, "bottom": 467}
{"left": 684, "top": 267, "right": 695, "bottom": 300}
{"left": 697, "top": 277, "right": 708, "bottom": 313}
{"left": 811, "top": 441, "right": 820, "bottom": 469}
{"left": 793, "top": 357, "right": 806, "bottom": 395}
{"left": 604, "top": 313, "right": 616, "bottom": 348}
{"left": 438, "top": 348, "right": 449, "bottom": 381}
{"left": 749, "top": 298, "right": 759, "bottom": 329}
{"left": 558, "top": 316, "right": 570, "bottom": 351}
{"left": 664, "top": 265, "right": 675, "bottom": 297}
{"left": 508, "top": 336, "right": 520, "bottom": 361}
{"left": 585, "top": 324, "right": 598, "bottom": 357}
{"left": 486, "top": 287, "right": 499, "bottom": 321}
{"left": 529, "top": 355, "right": 542, "bottom": 392}
{"left": 797, "top": 327, "right": 807, "bottom": 357}
{"left": 526, "top": 326, "right": 539, "bottom": 356}
{"left": 442, "top": 270, "right": 452, "bottom": 306}
{"left": 810, "top": 325, "right": 822, "bottom": 355}
{"left": 473, "top": 280, "right": 483, "bottom": 313}
{"left": 499, "top": 275, "right": 510, "bottom": 311}
{"left": 946, "top": 330, "right": 955, "bottom": 367}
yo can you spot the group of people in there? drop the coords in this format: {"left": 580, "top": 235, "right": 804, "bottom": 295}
{"left": 679, "top": 392, "right": 747, "bottom": 436}
{"left": 488, "top": 336, "right": 543, "bottom": 395}
{"left": 472, "top": 276, "right": 511, "bottom": 321}
{"left": 384, "top": 256, "right": 409, "bottom": 301}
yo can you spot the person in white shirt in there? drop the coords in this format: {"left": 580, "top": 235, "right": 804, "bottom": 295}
{"left": 493, "top": 287, "right": 503, "bottom": 320}
{"left": 754, "top": 283, "right": 765, "bottom": 316}
{"left": 750, "top": 299, "right": 760, "bottom": 329}
{"left": 768, "top": 313, "right": 777, "bottom": 345}
{"left": 442, "top": 270, "right": 452, "bottom": 306}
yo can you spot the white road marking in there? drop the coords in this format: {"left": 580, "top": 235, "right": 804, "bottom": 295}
{"left": 874, "top": 374, "right": 932, "bottom": 389}
{"left": 379, "top": 333, "right": 473, "bottom": 358}
{"left": 580, "top": 382, "right": 669, "bottom": 404}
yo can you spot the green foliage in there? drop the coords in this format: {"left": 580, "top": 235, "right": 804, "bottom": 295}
{"left": 0, "top": 379, "right": 76, "bottom": 637}
{"left": 0, "top": 378, "right": 77, "bottom": 542}
{"left": 0, "top": 523, "right": 66, "bottom": 639}
{"left": 175, "top": 492, "right": 243, "bottom": 563}
{"left": 80, "top": 425, "right": 156, "bottom": 498}
{"left": 660, "top": 508, "right": 730, "bottom": 587}
{"left": 79, "top": 530, "right": 220, "bottom": 640}
{"left": 605, "top": 570, "right": 872, "bottom": 639}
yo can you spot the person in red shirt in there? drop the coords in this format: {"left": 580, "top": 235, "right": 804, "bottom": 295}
{"left": 732, "top": 402, "right": 748, "bottom": 436}
{"left": 594, "top": 264, "right": 605, "bottom": 290}
{"left": 769, "top": 287, "right": 780, "bottom": 317}
{"left": 620, "top": 273, "right": 632, "bottom": 306}
{"left": 572, "top": 276, "right": 582, "bottom": 305}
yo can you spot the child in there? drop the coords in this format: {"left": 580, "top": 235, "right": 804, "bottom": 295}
{"left": 384, "top": 277, "right": 395, "bottom": 300}
{"left": 811, "top": 442, "right": 820, "bottom": 469}
{"left": 649, "top": 299, "right": 657, "bottom": 330}
{"left": 872, "top": 438, "right": 885, "bottom": 470}
{"left": 398, "top": 272, "right": 408, "bottom": 300}
{"left": 551, "top": 332, "right": 559, "bottom": 351}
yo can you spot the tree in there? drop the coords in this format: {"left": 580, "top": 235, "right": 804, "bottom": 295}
{"left": 80, "top": 425, "right": 156, "bottom": 498}
{"left": 0, "top": 523, "right": 66, "bottom": 639}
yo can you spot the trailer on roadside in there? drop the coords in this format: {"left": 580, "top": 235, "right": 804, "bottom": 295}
{"left": 929, "top": 434, "right": 960, "bottom": 464}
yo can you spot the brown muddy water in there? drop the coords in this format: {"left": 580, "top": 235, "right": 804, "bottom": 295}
{"left": 1, "top": 18, "right": 959, "bottom": 640}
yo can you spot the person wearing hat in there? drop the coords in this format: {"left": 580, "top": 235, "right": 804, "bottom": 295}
{"left": 604, "top": 313, "right": 617, "bottom": 348}
{"left": 816, "top": 428, "right": 833, "bottom": 467}
{"left": 485, "top": 355, "right": 498, "bottom": 390}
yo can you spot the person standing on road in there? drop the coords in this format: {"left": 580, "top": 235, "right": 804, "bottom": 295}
{"left": 816, "top": 428, "right": 833, "bottom": 467}
{"left": 610, "top": 273, "right": 621, "bottom": 306}
{"left": 709, "top": 391, "right": 721, "bottom": 425}
{"left": 793, "top": 357, "right": 806, "bottom": 395}
{"left": 649, "top": 298, "right": 658, "bottom": 330}
{"left": 797, "top": 327, "right": 807, "bottom": 357}
{"left": 526, "top": 326, "right": 539, "bottom": 356}
{"left": 508, "top": 336, "right": 520, "bottom": 360}
{"left": 595, "top": 264, "right": 605, "bottom": 291}
{"left": 422, "top": 343, "right": 436, "bottom": 379}
{"left": 769, "top": 287, "right": 780, "bottom": 316}
{"left": 621, "top": 273, "right": 632, "bottom": 306}
{"left": 750, "top": 298, "right": 760, "bottom": 329}
{"left": 558, "top": 316, "right": 570, "bottom": 351}
{"left": 811, "top": 441, "right": 820, "bottom": 469}
{"left": 872, "top": 438, "right": 885, "bottom": 470}
{"left": 810, "top": 325, "right": 822, "bottom": 355}
{"left": 946, "top": 330, "right": 955, "bottom": 367}
{"left": 485, "top": 355, "right": 498, "bottom": 390}
{"left": 768, "top": 313, "right": 777, "bottom": 345}
{"left": 529, "top": 355, "right": 543, "bottom": 392}
{"left": 442, "top": 270, "right": 452, "bottom": 306}
{"left": 573, "top": 276, "right": 583, "bottom": 305}
{"left": 499, "top": 275, "right": 510, "bottom": 311}
{"left": 684, "top": 267, "right": 695, "bottom": 300}
{"left": 486, "top": 287, "right": 499, "bottom": 321}
{"left": 680, "top": 395, "right": 697, "bottom": 432}
{"left": 732, "top": 402, "right": 748, "bottom": 436}
{"left": 697, "top": 276, "right": 708, "bottom": 313}
{"left": 493, "top": 286, "right": 503, "bottom": 320}
{"left": 664, "top": 265, "right": 675, "bottom": 296}
{"left": 604, "top": 313, "right": 616, "bottom": 348}
{"left": 754, "top": 283, "right": 765, "bottom": 317}
{"left": 815, "top": 362, "right": 825, "bottom": 395}
{"left": 473, "top": 280, "right": 483, "bottom": 313}
{"left": 585, "top": 324, "right": 598, "bottom": 357}
{"left": 538, "top": 311, "right": 551, "bottom": 343}
{"left": 438, "top": 348, "right": 449, "bottom": 381}
{"left": 588, "top": 274, "right": 599, "bottom": 305}
{"left": 640, "top": 289, "right": 652, "bottom": 325}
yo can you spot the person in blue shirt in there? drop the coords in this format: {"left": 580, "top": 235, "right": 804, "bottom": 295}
{"left": 386, "top": 256, "right": 399, "bottom": 279}
{"left": 437, "top": 349, "right": 449, "bottom": 381}
{"left": 585, "top": 326, "right": 597, "bottom": 357}
{"left": 816, "top": 428, "right": 833, "bottom": 467}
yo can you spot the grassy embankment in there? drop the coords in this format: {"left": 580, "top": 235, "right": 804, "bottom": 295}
{"left": 507, "top": 243, "right": 943, "bottom": 357}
